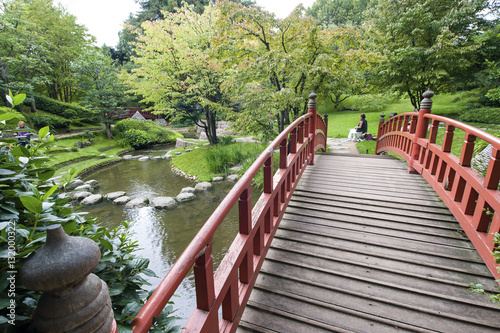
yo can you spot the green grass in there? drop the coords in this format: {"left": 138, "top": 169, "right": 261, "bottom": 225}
{"left": 45, "top": 136, "right": 130, "bottom": 177}
{"left": 171, "top": 142, "right": 267, "bottom": 181}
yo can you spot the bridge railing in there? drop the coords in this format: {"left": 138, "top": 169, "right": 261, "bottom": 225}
{"left": 376, "top": 90, "right": 500, "bottom": 280}
{"left": 131, "top": 92, "right": 327, "bottom": 332}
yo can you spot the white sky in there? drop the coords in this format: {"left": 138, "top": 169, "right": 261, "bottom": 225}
{"left": 54, "top": 0, "right": 317, "bottom": 47}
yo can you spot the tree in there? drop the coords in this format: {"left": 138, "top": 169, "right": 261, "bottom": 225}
{"left": 366, "top": 0, "right": 492, "bottom": 109}
{"left": 0, "top": 0, "right": 49, "bottom": 111}
{"left": 215, "top": 1, "right": 375, "bottom": 134}
{"left": 307, "top": 0, "right": 371, "bottom": 27}
{"left": 74, "top": 49, "right": 128, "bottom": 139}
{"left": 124, "top": 4, "right": 227, "bottom": 145}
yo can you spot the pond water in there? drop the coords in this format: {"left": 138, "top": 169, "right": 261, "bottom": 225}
{"left": 81, "top": 144, "right": 258, "bottom": 325}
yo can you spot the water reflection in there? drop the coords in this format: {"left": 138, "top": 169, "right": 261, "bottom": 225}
{"left": 81, "top": 144, "right": 257, "bottom": 325}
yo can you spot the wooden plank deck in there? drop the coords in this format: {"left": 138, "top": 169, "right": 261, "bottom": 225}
{"left": 238, "top": 153, "right": 500, "bottom": 333}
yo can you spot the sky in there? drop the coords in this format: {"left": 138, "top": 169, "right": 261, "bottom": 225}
{"left": 54, "top": 0, "right": 317, "bottom": 47}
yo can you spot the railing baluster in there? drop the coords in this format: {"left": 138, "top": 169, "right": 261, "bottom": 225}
{"left": 443, "top": 124, "right": 455, "bottom": 152}
{"left": 462, "top": 185, "right": 478, "bottom": 215}
{"left": 298, "top": 120, "right": 304, "bottom": 144}
{"left": 264, "top": 154, "right": 273, "bottom": 194}
{"left": 194, "top": 243, "right": 215, "bottom": 311}
{"left": 239, "top": 186, "right": 252, "bottom": 235}
{"left": 222, "top": 280, "right": 238, "bottom": 321}
{"left": 473, "top": 198, "right": 492, "bottom": 233}
{"left": 290, "top": 127, "right": 297, "bottom": 154}
{"left": 460, "top": 133, "right": 476, "bottom": 167}
{"left": 240, "top": 250, "right": 253, "bottom": 284}
{"left": 429, "top": 119, "right": 439, "bottom": 143}
{"left": 254, "top": 225, "right": 263, "bottom": 255}
{"left": 280, "top": 138, "right": 287, "bottom": 169}
{"left": 484, "top": 147, "right": 500, "bottom": 190}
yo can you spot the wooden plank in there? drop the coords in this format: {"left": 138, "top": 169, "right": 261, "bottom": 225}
{"left": 239, "top": 154, "right": 500, "bottom": 332}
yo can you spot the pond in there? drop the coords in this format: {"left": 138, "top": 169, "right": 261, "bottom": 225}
{"left": 81, "top": 144, "right": 259, "bottom": 326}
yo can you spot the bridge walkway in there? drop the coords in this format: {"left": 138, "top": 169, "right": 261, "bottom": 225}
{"left": 238, "top": 153, "right": 500, "bottom": 332}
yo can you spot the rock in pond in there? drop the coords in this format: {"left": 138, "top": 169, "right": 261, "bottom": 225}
{"left": 81, "top": 194, "right": 103, "bottom": 206}
{"left": 74, "top": 184, "right": 93, "bottom": 192}
{"left": 212, "top": 176, "right": 224, "bottom": 182}
{"left": 176, "top": 192, "right": 196, "bottom": 203}
{"left": 164, "top": 154, "right": 172, "bottom": 160}
{"left": 65, "top": 179, "right": 84, "bottom": 191}
{"left": 138, "top": 156, "right": 150, "bottom": 161}
{"left": 72, "top": 191, "right": 92, "bottom": 201}
{"left": 122, "top": 155, "right": 134, "bottom": 160}
{"left": 125, "top": 197, "right": 149, "bottom": 208}
{"left": 150, "top": 197, "right": 178, "bottom": 209}
{"left": 152, "top": 156, "right": 163, "bottom": 161}
{"left": 195, "top": 182, "right": 212, "bottom": 192}
{"left": 106, "top": 191, "right": 126, "bottom": 200}
{"left": 180, "top": 187, "right": 196, "bottom": 194}
{"left": 84, "top": 179, "right": 99, "bottom": 189}
{"left": 227, "top": 174, "right": 239, "bottom": 182}
{"left": 113, "top": 196, "right": 131, "bottom": 205}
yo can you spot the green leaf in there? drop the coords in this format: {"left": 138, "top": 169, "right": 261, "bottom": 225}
{"left": 12, "top": 93, "right": 26, "bottom": 106}
{"left": 100, "top": 239, "right": 113, "bottom": 251}
{"left": 42, "top": 184, "right": 59, "bottom": 201}
{"left": 0, "top": 169, "right": 16, "bottom": 175}
{"left": 38, "top": 126, "right": 50, "bottom": 139}
{"left": 20, "top": 196, "right": 43, "bottom": 214}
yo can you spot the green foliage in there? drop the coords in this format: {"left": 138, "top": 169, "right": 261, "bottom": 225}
{"left": 27, "top": 114, "right": 71, "bottom": 131}
{"left": 74, "top": 48, "right": 130, "bottom": 139}
{"left": 0, "top": 128, "right": 179, "bottom": 331}
{"left": 32, "top": 94, "right": 97, "bottom": 122}
{"left": 0, "top": 106, "right": 25, "bottom": 128}
{"left": 469, "top": 233, "right": 500, "bottom": 305}
{"left": 459, "top": 109, "right": 500, "bottom": 124}
{"left": 114, "top": 118, "right": 182, "bottom": 149}
{"left": 204, "top": 143, "right": 245, "bottom": 174}
{"left": 366, "top": 0, "right": 490, "bottom": 109}
{"left": 307, "top": 0, "right": 371, "bottom": 27}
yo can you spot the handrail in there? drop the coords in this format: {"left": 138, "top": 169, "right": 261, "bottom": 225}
{"left": 376, "top": 90, "right": 500, "bottom": 280}
{"left": 132, "top": 92, "right": 327, "bottom": 332}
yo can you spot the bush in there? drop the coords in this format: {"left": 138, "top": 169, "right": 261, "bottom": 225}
{"left": 459, "top": 108, "right": 500, "bottom": 124}
{"left": 27, "top": 115, "right": 71, "bottom": 130}
{"left": 115, "top": 118, "right": 182, "bottom": 149}
{"left": 31, "top": 95, "right": 98, "bottom": 124}
{"left": 0, "top": 106, "right": 26, "bottom": 128}
{"left": 0, "top": 130, "right": 179, "bottom": 332}
{"left": 204, "top": 143, "right": 245, "bottom": 174}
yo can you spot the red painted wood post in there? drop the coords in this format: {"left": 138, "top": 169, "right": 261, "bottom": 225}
{"left": 263, "top": 152, "right": 273, "bottom": 194}
{"left": 442, "top": 124, "right": 455, "bottom": 152}
{"left": 484, "top": 147, "right": 500, "bottom": 189}
{"left": 290, "top": 127, "right": 297, "bottom": 154}
{"left": 375, "top": 113, "right": 385, "bottom": 154}
{"left": 308, "top": 92, "right": 317, "bottom": 165}
{"left": 239, "top": 186, "right": 252, "bottom": 235}
{"left": 298, "top": 121, "right": 304, "bottom": 144}
{"left": 460, "top": 133, "right": 476, "bottom": 167}
{"left": 193, "top": 243, "right": 216, "bottom": 311}
{"left": 279, "top": 138, "right": 287, "bottom": 169}
{"left": 408, "top": 90, "right": 434, "bottom": 173}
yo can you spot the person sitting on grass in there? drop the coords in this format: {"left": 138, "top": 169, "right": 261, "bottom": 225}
{"left": 15, "top": 121, "right": 31, "bottom": 147}
{"left": 347, "top": 113, "right": 367, "bottom": 140}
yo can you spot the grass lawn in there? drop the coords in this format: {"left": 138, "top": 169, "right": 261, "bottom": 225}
{"left": 45, "top": 136, "right": 129, "bottom": 178}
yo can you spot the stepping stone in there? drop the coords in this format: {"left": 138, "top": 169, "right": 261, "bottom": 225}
{"left": 65, "top": 179, "right": 84, "bottom": 191}
{"left": 74, "top": 184, "right": 92, "bottom": 192}
{"left": 72, "top": 191, "right": 92, "bottom": 201}
{"left": 212, "top": 176, "right": 224, "bottom": 182}
{"left": 125, "top": 197, "right": 149, "bottom": 208}
{"left": 113, "top": 196, "right": 131, "bottom": 205}
{"left": 227, "top": 174, "right": 239, "bottom": 182}
{"left": 180, "top": 187, "right": 196, "bottom": 194}
{"left": 195, "top": 182, "right": 212, "bottom": 192}
{"left": 81, "top": 194, "right": 103, "bottom": 206}
{"left": 106, "top": 191, "right": 126, "bottom": 200}
{"left": 176, "top": 192, "right": 196, "bottom": 202}
{"left": 150, "top": 197, "right": 178, "bottom": 209}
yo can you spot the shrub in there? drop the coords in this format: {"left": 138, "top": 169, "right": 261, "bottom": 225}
{"left": 0, "top": 129, "right": 179, "bottom": 332}
{"left": 0, "top": 106, "right": 26, "bottom": 128}
{"left": 115, "top": 119, "right": 182, "bottom": 149}
{"left": 31, "top": 95, "right": 98, "bottom": 124}
{"left": 204, "top": 143, "right": 246, "bottom": 174}
{"left": 459, "top": 109, "right": 500, "bottom": 124}
{"left": 27, "top": 115, "right": 71, "bottom": 130}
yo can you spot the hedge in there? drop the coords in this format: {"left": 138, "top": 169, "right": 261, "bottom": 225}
{"left": 114, "top": 118, "right": 183, "bottom": 149}
{"left": 30, "top": 95, "right": 99, "bottom": 124}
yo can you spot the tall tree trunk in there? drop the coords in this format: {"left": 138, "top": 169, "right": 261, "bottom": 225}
{"left": 204, "top": 105, "right": 218, "bottom": 145}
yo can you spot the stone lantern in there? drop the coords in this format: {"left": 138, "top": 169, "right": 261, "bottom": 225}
{"left": 20, "top": 224, "right": 114, "bottom": 333}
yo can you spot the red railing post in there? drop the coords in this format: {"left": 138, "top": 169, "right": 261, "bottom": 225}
{"left": 375, "top": 113, "right": 385, "bottom": 154}
{"left": 193, "top": 243, "right": 216, "bottom": 311}
{"left": 263, "top": 152, "right": 273, "bottom": 194}
{"left": 307, "top": 92, "right": 317, "bottom": 165}
{"left": 408, "top": 89, "right": 434, "bottom": 173}
{"left": 484, "top": 147, "right": 500, "bottom": 189}
{"left": 239, "top": 186, "right": 252, "bottom": 235}
{"left": 290, "top": 127, "right": 297, "bottom": 154}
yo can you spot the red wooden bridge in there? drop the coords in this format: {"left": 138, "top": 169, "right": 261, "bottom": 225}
{"left": 130, "top": 91, "right": 500, "bottom": 332}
